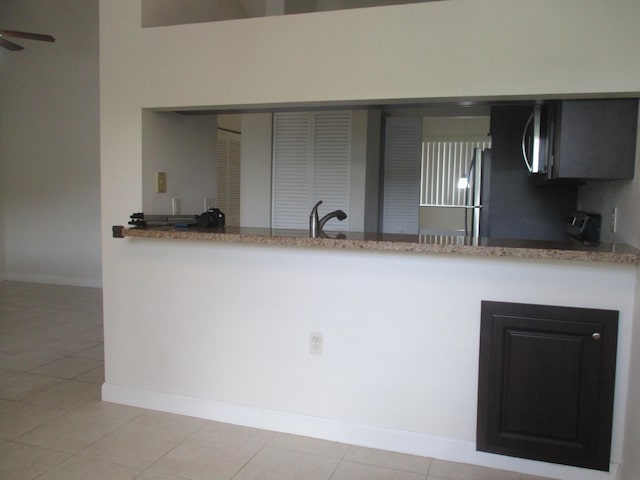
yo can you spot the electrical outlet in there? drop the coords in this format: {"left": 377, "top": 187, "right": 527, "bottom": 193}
{"left": 172, "top": 197, "right": 182, "bottom": 215}
{"left": 309, "top": 331, "right": 323, "bottom": 355}
{"left": 610, "top": 207, "right": 618, "bottom": 233}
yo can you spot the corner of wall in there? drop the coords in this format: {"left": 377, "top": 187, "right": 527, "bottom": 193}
{"left": 577, "top": 109, "right": 640, "bottom": 248}
{"left": 142, "top": 110, "right": 218, "bottom": 215}
{"left": 0, "top": 106, "right": 5, "bottom": 281}
{"left": 619, "top": 267, "right": 640, "bottom": 480}
{"left": 1, "top": 0, "right": 101, "bottom": 286}
{"left": 240, "top": 113, "right": 272, "bottom": 228}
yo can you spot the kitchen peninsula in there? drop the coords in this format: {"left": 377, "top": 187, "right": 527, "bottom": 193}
{"left": 115, "top": 225, "right": 640, "bottom": 264}
{"left": 106, "top": 222, "right": 638, "bottom": 480}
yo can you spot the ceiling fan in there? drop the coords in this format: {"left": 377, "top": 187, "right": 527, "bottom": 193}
{"left": 0, "top": 29, "right": 55, "bottom": 51}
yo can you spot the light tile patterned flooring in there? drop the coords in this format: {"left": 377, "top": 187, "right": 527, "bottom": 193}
{"left": 0, "top": 281, "right": 555, "bottom": 480}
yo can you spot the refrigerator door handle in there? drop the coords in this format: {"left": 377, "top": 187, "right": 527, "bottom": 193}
{"left": 472, "top": 147, "right": 483, "bottom": 240}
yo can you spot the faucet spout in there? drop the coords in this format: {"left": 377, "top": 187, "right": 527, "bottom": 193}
{"left": 318, "top": 210, "right": 347, "bottom": 230}
{"left": 310, "top": 201, "right": 323, "bottom": 237}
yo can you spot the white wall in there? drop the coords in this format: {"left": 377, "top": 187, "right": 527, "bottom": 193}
{"left": 349, "top": 110, "right": 368, "bottom": 232}
{"left": 349, "top": 109, "right": 382, "bottom": 232}
{"left": 364, "top": 110, "right": 381, "bottom": 232}
{"left": 141, "top": 0, "right": 258, "bottom": 27}
{"left": 104, "top": 0, "right": 640, "bottom": 111}
{"left": 103, "top": 242, "right": 636, "bottom": 480}
{"left": 576, "top": 127, "right": 640, "bottom": 480}
{"left": 100, "top": 1, "right": 640, "bottom": 478}
{"left": 240, "top": 114, "right": 273, "bottom": 228}
{"left": 0, "top": 0, "right": 101, "bottom": 287}
{"left": 218, "top": 114, "right": 242, "bottom": 133}
{"left": 0, "top": 116, "right": 5, "bottom": 280}
{"left": 621, "top": 269, "right": 640, "bottom": 480}
{"left": 142, "top": 111, "right": 217, "bottom": 215}
{"left": 422, "top": 116, "right": 491, "bottom": 140}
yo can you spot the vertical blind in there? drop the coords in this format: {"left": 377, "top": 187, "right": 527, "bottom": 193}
{"left": 421, "top": 138, "right": 491, "bottom": 207}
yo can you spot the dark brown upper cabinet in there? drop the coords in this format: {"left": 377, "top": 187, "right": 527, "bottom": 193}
{"left": 549, "top": 98, "right": 638, "bottom": 180}
{"left": 477, "top": 301, "right": 618, "bottom": 471}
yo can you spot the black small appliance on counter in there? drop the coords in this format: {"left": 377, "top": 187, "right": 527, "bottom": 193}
{"left": 567, "top": 211, "right": 601, "bottom": 242}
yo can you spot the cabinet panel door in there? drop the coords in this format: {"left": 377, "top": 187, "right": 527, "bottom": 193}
{"left": 553, "top": 98, "right": 638, "bottom": 179}
{"left": 477, "top": 301, "right": 618, "bottom": 471}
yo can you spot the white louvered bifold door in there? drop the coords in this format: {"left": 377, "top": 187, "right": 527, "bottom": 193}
{"left": 272, "top": 113, "right": 313, "bottom": 229}
{"left": 216, "top": 130, "right": 241, "bottom": 226}
{"left": 272, "top": 111, "right": 351, "bottom": 231}
{"left": 382, "top": 117, "right": 422, "bottom": 234}
{"left": 312, "top": 112, "right": 351, "bottom": 231}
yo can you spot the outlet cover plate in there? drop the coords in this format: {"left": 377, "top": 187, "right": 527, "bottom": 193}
{"left": 310, "top": 331, "right": 323, "bottom": 355}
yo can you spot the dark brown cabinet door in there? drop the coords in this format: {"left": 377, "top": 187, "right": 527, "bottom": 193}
{"left": 552, "top": 98, "right": 638, "bottom": 180}
{"left": 477, "top": 301, "right": 618, "bottom": 471}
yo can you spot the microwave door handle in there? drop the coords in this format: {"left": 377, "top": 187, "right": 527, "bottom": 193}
{"left": 521, "top": 111, "right": 534, "bottom": 173}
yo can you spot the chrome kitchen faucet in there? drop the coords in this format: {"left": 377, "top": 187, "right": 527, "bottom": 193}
{"left": 309, "top": 200, "right": 347, "bottom": 238}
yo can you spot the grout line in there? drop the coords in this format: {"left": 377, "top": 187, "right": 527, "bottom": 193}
{"left": 1, "top": 281, "right": 556, "bottom": 480}
{"left": 229, "top": 443, "right": 269, "bottom": 480}
{"left": 326, "top": 456, "right": 342, "bottom": 480}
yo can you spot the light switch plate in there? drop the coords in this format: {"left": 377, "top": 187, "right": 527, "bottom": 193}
{"left": 156, "top": 172, "right": 167, "bottom": 193}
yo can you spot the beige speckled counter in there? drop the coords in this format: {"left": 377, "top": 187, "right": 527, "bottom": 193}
{"left": 113, "top": 225, "right": 640, "bottom": 264}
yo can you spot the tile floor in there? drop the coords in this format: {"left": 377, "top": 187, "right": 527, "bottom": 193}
{"left": 0, "top": 280, "right": 555, "bottom": 480}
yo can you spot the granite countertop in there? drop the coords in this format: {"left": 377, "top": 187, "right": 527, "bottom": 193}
{"left": 113, "top": 225, "right": 640, "bottom": 265}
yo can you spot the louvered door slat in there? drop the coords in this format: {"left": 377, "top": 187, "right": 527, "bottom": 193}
{"left": 216, "top": 130, "right": 241, "bottom": 226}
{"left": 226, "top": 137, "right": 241, "bottom": 224}
{"left": 272, "top": 111, "right": 351, "bottom": 231}
{"left": 272, "top": 113, "right": 312, "bottom": 229}
{"left": 312, "top": 112, "right": 351, "bottom": 231}
{"left": 216, "top": 140, "right": 228, "bottom": 212}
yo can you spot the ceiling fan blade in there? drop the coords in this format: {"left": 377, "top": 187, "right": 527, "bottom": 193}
{"left": 0, "top": 36, "right": 24, "bottom": 51}
{"left": 0, "top": 30, "right": 55, "bottom": 43}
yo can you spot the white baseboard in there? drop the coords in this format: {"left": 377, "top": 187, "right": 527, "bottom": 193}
{"left": 4, "top": 272, "right": 102, "bottom": 288}
{"left": 102, "top": 383, "right": 619, "bottom": 480}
